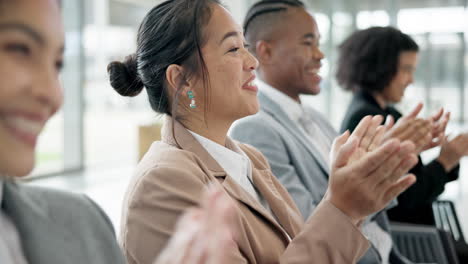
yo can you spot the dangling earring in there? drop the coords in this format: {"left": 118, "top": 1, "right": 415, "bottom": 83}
{"left": 187, "top": 90, "right": 196, "bottom": 109}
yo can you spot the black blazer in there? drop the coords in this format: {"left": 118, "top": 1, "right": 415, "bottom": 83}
{"left": 340, "top": 91, "right": 459, "bottom": 225}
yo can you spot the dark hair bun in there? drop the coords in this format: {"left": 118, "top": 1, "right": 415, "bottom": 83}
{"left": 107, "top": 54, "right": 144, "bottom": 97}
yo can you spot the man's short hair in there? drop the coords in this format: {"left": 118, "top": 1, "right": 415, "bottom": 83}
{"left": 243, "top": 0, "right": 305, "bottom": 53}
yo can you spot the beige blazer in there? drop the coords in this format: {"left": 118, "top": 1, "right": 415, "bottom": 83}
{"left": 120, "top": 116, "right": 369, "bottom": 264}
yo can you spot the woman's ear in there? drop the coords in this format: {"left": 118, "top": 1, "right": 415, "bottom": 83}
{"left": 166, "top": 64, "right": 188, "bottom": 93}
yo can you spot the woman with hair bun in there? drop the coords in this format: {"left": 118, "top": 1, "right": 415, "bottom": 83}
{"left": 111, "top": 1, "right": 418, "bottom": 263}
{"left": 0, "top": 0, "right": 237, "bottom": 263}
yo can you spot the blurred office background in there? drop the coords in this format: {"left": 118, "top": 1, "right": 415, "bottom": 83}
{"left": 30, "top": 0, "right": 467, "bottom": 231}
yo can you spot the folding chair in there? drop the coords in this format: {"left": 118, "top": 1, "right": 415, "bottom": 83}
{"left": 390, "top": 222, "right": 458, "bottom": 264}
{"left": 433, "top": 200, "right": 468, "bottom": 262}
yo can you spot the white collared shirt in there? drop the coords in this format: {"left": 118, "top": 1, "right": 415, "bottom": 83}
{"left": 258, "top": 79, "right": 303, "bottom": 123}
{"left": 188, "top": 131, "right": 271, "bottom": 212}
{"left": 190, "top": 132, "right": 295, "bottom": 241}
{"left": 258, "top": 79, "right": 331, "bottom": 165}
{"left": 362, "top": 222, "right": 393, "bottom": 264}
{"left": 0, "top": 180, "right": 28, "bottom": 264}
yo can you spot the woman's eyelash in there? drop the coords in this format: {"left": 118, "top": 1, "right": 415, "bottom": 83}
{"left": 5, "top": 43, "right": 31, "bottom": 56}
{"left": 228, "top": 43, "right": 250, "bottom": 53}
{"left": 56, "top": 60, "right": 64, "bottom": 72}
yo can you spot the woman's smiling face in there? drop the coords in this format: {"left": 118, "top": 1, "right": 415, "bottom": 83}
{"left": 0, "top": 0, "right": 64, "bottom": 177}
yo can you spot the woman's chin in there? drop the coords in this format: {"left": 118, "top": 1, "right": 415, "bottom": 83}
{"left": 244, "top": 102, "right": 260, "bottom": 117}
{"left": 231, "top": 107, "right": 259, "bottom": 124}
{"left": 0, "top": 159, "right": 34, "bottom": 178}
{"left": 394, "top": 97, "right": 404, "bottom": 104}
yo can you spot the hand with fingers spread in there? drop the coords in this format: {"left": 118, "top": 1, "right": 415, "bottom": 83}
{"left": 384, "top": 117, "right": 432, "bottom": 154}
{"left": 383, "top": 103, "right": 433, "bottom": 154}
{"left": 426, "top": 108, "right": 450, "bottom": 150}
{"left": 345, "top": 115, "right": 387, "bottom": 164}
{"left": 437, "top": 132, "right": 468, "bottom": 172}
{"left": 154, "top": 184, "right": 237, "bottom": 264}
{"left": 326, "top": 116, "right": 419, "bottom": 224}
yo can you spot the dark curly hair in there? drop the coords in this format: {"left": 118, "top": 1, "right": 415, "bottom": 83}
{"left": 336, "top": 26, "right": 419, "bottom": 93}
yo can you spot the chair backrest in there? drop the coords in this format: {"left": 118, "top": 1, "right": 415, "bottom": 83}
{"left": 433, "top": 200, "right": 466, "bottom": 243}
{"left": 390, "top": 222, "right": 450, "bottom": 264}
{"left": 438, "top": 228, "right": 461, "bottom": 264}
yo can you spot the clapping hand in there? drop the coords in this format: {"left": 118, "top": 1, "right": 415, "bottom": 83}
{"left": 326, "top": 116, "right": 418, "bottom": 224}
{"left": 154, "top": 184, "right": 237, "bottom": 264}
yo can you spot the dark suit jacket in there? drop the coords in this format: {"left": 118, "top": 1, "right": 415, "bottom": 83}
{"left": 340, "top": 91, "right": 459, "bottom": 225}
{"left": 1, "top": 181, "right": 125, "bottom": 264}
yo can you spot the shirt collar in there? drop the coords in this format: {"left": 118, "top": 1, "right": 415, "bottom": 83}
{"left": 188, "top": 131, "right": 252, "bottom": 182}
{"left": 257, "top": 79, "right": 303, "bottom": 123}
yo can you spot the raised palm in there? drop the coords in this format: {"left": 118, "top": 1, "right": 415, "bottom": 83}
{"left": 346, "top": 115, "right": 386, "bottom": 164}
{"left": 327, "top": 115, "right": 418, "bottom": 222}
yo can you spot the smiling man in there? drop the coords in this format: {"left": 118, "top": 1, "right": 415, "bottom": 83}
{"left": 230, "top": 1, "right": 416, "bottom": 263}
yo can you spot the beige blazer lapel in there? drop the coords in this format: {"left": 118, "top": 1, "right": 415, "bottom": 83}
{"left": 252, "top": 169, "right": 301, "bottom": 239}
{"left": 220, "top": 171, "right": 292, "bottom": 242}
{"left": 163, "top": 117, "right": 291, "bottom": 241}
{"left": 162, "top": 116, "right": 225, "bottom": 176}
